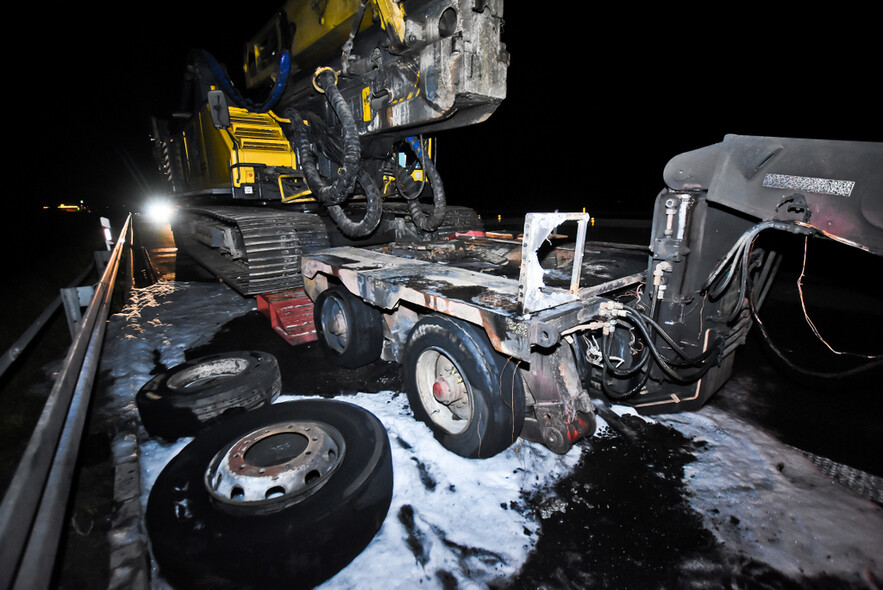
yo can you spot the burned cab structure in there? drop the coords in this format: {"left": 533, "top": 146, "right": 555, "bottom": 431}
{"left": 303, "top": 135, "right": 883, "bottom": 457}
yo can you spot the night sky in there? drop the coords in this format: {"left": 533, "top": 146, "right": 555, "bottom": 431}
{"left": 25, "top": 2, "right": 879, "bottom": 219}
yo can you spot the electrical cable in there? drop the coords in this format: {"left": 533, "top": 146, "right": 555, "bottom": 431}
{"left": 750, "top": 290, "right": 883, "bottom": 379}
{"left": 748, "top": 235, "right": 883, "bottom": 379}
{"left": 795, "top": 236, "right": 881, "bottom": 359}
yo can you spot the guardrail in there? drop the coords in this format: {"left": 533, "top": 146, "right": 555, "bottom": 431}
{"left": 0, "top": 214, "right": 133, "bottom": 590}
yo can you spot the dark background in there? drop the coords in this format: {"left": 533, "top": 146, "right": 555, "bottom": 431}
{"left": 16, "top": 2, "right": 879, "bottom": 219}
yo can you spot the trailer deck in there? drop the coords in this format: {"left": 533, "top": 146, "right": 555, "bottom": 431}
{"left": 302, "top": 213, "right": 649, "bottom": 363}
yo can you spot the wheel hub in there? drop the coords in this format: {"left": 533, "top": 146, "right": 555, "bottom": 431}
{"left": 415, "top": 348, "right": 472, "bottom": 434}
{"left": 328, "top": 311, "right": 347, "bottom": 335}
{"left": 320, "top": 298, "right": 349, "bottom": 353}
{"left": 204, "top": 420, "right": 345, "bottom": 515}
{"left": 432, "top": 377, "right": 464, "bottom": 404}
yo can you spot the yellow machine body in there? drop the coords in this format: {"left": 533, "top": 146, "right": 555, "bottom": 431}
{"left": 181, "top": 104, "right": 312, "bottom": 201}
{"left": 244, "top": 0, "right": 406, "bottom": 87}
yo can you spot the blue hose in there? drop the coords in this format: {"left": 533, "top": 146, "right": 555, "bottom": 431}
{"left": 406, "top": 136, "right": 425, "bottom": 159}
{"left": 197, "top": 49, "right": 291, "bottom": 113}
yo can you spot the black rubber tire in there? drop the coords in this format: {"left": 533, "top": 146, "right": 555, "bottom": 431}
{"left": 403, "top": 315, "right": 525, "bottom": 458}
{"left": 314, "top": 285, "right": 384, "bottom": 369}
{"left": 136, "top": 351, "right": 281, "bottom": 440}
{"left": 146, "top": 400, "right": 393, "bottom": 590}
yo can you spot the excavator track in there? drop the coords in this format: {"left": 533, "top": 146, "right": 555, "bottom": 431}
{"left": 173, "top": 206, "right": 331, "bottom": 295}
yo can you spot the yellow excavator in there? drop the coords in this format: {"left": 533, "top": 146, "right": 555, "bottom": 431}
{"left": 151, "top": 0, "right": 508, "bottom": 295}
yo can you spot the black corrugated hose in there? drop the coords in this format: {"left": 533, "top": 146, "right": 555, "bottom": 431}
{"left": 403, "top": 136, "right": 446, "bottom": 232}
{"left": 286, "top": 69, "right": 382, "bottom": 237}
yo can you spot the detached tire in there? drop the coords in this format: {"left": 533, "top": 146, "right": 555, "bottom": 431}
{"left": 404, "top": 316, "right": 525, "bottom": 458}
{"left": 314, "top": 285, "right": 384, "bottom": 368}
{"left": 136, "top": 351, "right": 281, "bottom": 440}
{"left": 146, "top": 400, "right": 393, "bottom": 590}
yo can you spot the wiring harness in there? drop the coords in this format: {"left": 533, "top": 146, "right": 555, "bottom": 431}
{"left": 587, "top": 300, "right": 726, "bottom": 400}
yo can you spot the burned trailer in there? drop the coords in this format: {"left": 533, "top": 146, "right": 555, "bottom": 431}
{"left": 302, "top": 135, "right": 883, "bottom": 458}
{"left": 302, "top": 212, "right": 650, "bottom": 456}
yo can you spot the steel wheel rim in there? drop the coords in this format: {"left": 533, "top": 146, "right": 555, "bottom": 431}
{"left": 320, "top": 297, "right": 349, "bottom": 353}
{"left": 414, "top": 347, "right": 473, "bottom": 434}
{"left": 204, "top": 420, "right": 345, "bottom": 515}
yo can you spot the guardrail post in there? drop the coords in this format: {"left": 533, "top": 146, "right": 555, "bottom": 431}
{"left": 60, "top": 286, "right": 95, "bottom": 339}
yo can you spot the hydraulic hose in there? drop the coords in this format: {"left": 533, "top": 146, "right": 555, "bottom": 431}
{"left": 190, "top": 49, "right": 291, "bottom": 113}
{"left": 326, "top": 171, "right": 383, "bottom": 238}
{"left": 595, "top": 302, "right": 725, "bottom": 393}
{"left": 286, "top": 69, "right": 361, "bottom": 207}
{"left": 286, "top": 68, "right": 382, "bottom": 237}
{"left": 403, "top": 136, "right": 447, "bottom": 232}
{"left": 601, "top": 325, "right": 650, "bottom": 378}
{"left": 623, "top": 311, "right": 721, "bottom": 385}
{"left": 600, "top": 331, "right": 651, "bottom": 400}
{"left": 623, "top": 306, "right": 723, "bottom": 368}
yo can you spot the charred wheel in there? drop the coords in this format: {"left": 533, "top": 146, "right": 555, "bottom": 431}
{"left": 314, "top": 285, "right": 384, "bottom": 368}
{"left": 136, "top": 351, "right": 281, "bottom": 440}
{"left": 404, "top": 315, "right": 525, "bottom": 458}
{"left": 145, "top": 400, "right": 393, "bottom": 590}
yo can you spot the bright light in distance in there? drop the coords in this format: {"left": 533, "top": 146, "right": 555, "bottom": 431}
{"left": 144, "top": 199, "right": 176, "bottom": 224}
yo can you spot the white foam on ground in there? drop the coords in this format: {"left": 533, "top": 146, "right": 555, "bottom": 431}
{"left": 100, "top": 282, "right": 583, "bottom": 589}
{"left": 661, "top": 409, "right": 883, "bottom": 580}
{"left": 99, "top": 280, "right": 883, "bottom": 588}
{"left": 295, "top": 391, "right": 581, "bottom": 589}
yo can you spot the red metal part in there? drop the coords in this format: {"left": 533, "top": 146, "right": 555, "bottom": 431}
{"left": 256, "top": 288, "right": 318, "bottom": 346}
{"left": 432, "top": 380, "right": 448, "bottom": 402}
{"left": 566, "top": 412, "right": 594, "bottom": 444}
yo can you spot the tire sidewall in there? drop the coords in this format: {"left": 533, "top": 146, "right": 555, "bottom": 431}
{"left": 404, "top": 316, "right": 524, "bottom": 458}
{"left": 146, "top": 400, "right": 393, "bottom": 590}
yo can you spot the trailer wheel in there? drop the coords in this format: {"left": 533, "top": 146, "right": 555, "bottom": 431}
{"left": 146, "top": 400, "right": 393, "bottom": 590}
{"left": 314, "top": 285, "right": 383, "bottom": 368}
{"left": 404, "top": 316, "right": 524, "bottom": 458}
{"left": 136, "top": 351, "right": 281, "bottom": 440}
